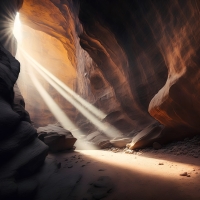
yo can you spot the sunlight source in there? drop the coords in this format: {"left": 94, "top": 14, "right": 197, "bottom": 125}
{"left": 13, "top": 12, "right": 22, "bottom": 43}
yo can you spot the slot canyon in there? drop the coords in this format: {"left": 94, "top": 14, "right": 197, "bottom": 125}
{"left": 0, "top": 0, "right": 200, "bottom": 199}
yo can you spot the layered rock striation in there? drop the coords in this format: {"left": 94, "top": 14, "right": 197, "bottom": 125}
{"left": 18, "top": 0, "right": 200, "bottom": 146}
{"left": 78, "top": 0, "right": 200, "bottom": 137}
{"left": 0, "top": 42, "right": 49, "bottom": 200}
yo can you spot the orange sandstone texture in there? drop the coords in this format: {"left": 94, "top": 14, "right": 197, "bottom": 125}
{"left": 17, "top": 25, "right": 77, "bottom": 126}
{"left": 19, "top": 0, "right": 200, "bottom": 143}
{"left": 19, "top": 0, "right": 141, "bottom": 132}
{"left": 148, "top": 0, "right": 200, "bottom": 135}
{"left": 78, "top": 0, "right": 200, "bottom": 141}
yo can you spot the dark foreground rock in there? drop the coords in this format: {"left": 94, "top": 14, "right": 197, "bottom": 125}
{"left": 0, "top": 41, "right": 48, "bottom": 199}
{"left": 13, "top": 84, "right": 31, "bottom": 123}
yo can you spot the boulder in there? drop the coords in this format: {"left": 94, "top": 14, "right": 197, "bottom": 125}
{"left": 37, "top": 123, "right": 77, "bottom": 152}
{"left": 127, "top": 123, "right": 164, "bottom": 150}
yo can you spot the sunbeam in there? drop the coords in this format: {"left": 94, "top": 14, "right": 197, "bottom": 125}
{"left": 29, "top": 54, "right": 107, "bottom": 121}
{"left": 14, "top": 13, "right": 124, "bottom": 150}
{"left": 20, "top": 47, "right": 123, "bottom": 139}
{"left": 28, "top": 65, "right": 98, "bottom": 150}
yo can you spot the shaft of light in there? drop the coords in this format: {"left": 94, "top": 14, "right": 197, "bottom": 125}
{"left": 21, "top": 48, "right": 123, "bottom": 138}
{"left": 19, "top": 47, "right": 106, "bottom": 121}
{"left": 28, "top": 66, "right": 98, "bottom": 150}
{"left": 28, "top": 52, "right": 122, "bottom": 138}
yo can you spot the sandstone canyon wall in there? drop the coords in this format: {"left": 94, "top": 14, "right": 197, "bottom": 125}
{"left": 17, "top": 0, "right": 200, "bottom": 143}
{"left": 78, "top": 0, "right": 200, "bottom": 142}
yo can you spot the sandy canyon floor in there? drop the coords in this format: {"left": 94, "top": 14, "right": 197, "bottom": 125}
{"left": 31, "top": 147, "right": 200, "bottom": 200}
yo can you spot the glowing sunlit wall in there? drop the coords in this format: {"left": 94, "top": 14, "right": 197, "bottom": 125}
{"left": 15, "top": 22, "right": 77, "bottom": 126}
{"left": 13, "top": 10, "right": 126, "bottom": 141}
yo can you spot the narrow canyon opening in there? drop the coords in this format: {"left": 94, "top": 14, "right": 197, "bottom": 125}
{"left": 0, "top": 1, "right": 200, "bottom": 200}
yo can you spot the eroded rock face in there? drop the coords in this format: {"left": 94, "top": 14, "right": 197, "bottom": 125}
{"left": 148, "top": 1, "right": 200, "bottom": 136}
{"left": 79, "top": 0, "right": 169, "bottom": 129}
{"left": 19, "top": 0, "right": 200, "bottom": 146}
{"left": 77, "top": 0, "right": 200, "bottom": 141}
{"left": 19, "top": 0, "right": 158, "bottom": 133}
{"left": 16, "top": 25, "right": 77, "bottom": 126}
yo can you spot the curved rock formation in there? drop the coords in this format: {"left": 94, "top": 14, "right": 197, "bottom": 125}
{"left": 19, "top": 0, "right": 162, "bottom": 133}
{"left": 1, "top": 0, "right": 200, "bottom": 198}
{"left": 78, "top": 0, "right": 200, "bottom": 143}
{"left": 148, "top": 0, "right": 200, "bottom": 136}
{"left": 17, "top": 0, "right": 200, "bottom": 145}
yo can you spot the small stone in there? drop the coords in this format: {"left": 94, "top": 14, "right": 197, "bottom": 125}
{"left": 159, "top": 163, "right": 164, "bottom": 165}
{"left": 180, "top": 172, "right": 187, "bottom": 176}
{"left": 68, "top": 165, "right": 73, "bottom": 168}
{"left": 98, "top": 169, "right": 105, "bottom": 171}
{"left": 82, "top": 165, "right": 85, "bottom": 167}
{"left": 124, "top": 149, "right": 133, "bottom": 154}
